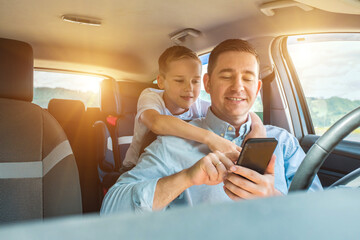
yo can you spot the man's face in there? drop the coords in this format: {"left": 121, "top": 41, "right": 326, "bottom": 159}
{"left": 204, "top": 51, "right": 262, "bottom": 126}
{"left": 158, "top": 58, "right": 202, "bottom": 115}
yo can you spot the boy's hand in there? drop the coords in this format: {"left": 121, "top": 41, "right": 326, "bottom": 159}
{"left": 245, "top": 112, "right": 267, "bottom": 141}
{"left": 206, "top": 132, "right": 242, "bottom": 154}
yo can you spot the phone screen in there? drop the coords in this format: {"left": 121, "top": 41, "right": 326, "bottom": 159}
{"left": 236, "top": 138, "right": 278, "bottom": 174}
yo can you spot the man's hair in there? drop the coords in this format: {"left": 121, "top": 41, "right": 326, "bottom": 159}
{"left": 207, "top": 39, "right": 260, "bottom": 77}
{"left": 158, "top": 46, "right": 201, "bottom": 76}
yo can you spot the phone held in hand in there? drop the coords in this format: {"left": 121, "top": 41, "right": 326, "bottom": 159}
{"left": 236, "top": 138, "right": 278, "bottom": 174}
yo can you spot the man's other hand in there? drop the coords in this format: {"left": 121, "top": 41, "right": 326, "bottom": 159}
{"left": 223, "top": 154, "right": 282, "bottom": 200}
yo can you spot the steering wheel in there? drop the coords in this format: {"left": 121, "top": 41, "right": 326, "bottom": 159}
{"left": 289, "top": 106, "right": 360, "bottom": 192}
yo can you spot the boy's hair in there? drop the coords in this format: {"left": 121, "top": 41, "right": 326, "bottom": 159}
{"left": 207, "top": 39, "right": 260, "bottom": 77}
{"left": 158, "top": 46, "right": 201, "bottom": 76}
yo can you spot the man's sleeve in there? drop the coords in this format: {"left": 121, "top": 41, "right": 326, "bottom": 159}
{"left": 283, "top": 134, "right": 323, "bottom": 192}
{"left": 100, "top": 137, "right": 173, "bottom": 214}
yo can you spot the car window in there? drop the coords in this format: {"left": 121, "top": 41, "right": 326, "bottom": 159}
{"left": 286, "top": 33, "right": 360, "bottom": 142}
{"left": 199, "top": 52, "right": 264, "bottom": 119}
{"left": 33, "top": 70, "right": 105, "bottom": 108}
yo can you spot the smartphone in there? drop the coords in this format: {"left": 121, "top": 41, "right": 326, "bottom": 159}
{"left": 236, "top": 138, "right": 278, "bottom": 174}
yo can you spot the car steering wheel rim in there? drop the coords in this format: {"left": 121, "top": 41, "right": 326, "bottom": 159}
{"left": 289, "top": 106, "right": 360, "bottom": 192}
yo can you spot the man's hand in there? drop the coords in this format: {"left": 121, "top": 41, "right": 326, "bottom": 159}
{"left": 154, "top": 151, "right": 237, "bottom": 210}
{"left": 185, "top": 151, "right": 235, "bottom": 186}
{"left": 223, "top": 154, "right": 282, "bottom": 200}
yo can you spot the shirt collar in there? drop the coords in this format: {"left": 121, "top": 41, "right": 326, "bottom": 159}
{"left": 205, "top": 108, "right": 252, "bottom": 141}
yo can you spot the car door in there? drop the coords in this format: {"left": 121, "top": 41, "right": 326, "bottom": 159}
{"left": 270, "top": 33, "right": 360, "bottom": 187}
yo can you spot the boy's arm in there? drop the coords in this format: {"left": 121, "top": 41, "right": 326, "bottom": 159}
{"left": 140, "top": 109, "right": 241, "bottom": 153}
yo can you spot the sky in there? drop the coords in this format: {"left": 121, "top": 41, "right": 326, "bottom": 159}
{"left": 287, "top": 36, "right": 360, "bottom": 101}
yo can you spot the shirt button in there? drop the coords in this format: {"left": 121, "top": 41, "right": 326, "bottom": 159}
{"left": 220, "top": 133, "right": 224, "bottom": 137}
{"left": 228, "top": 127, "right": 233, "bottom": 131}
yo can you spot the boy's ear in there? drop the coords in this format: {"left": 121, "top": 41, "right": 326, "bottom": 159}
{"left": 157, "top": 75, "right": 165, "bottom": 90}
{"left": 203, "top": 73, "right": 211, "bottom": 94}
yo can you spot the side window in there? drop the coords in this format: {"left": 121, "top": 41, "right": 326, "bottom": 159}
{"left": 199, "top": 53, "right": 264, "bottom": 120}
{"left": 33, "top": 70, "right": 104, "bottom": 108}
{"left": 199, "top": 53, "right": 211, "bottom": 102}
{"left": 286, "top": 33, "right": 360, "bottom": 142}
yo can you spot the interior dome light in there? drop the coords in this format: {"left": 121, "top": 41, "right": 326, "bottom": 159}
{"left": 61, "top": 14, "right": 102, "bottom": 26}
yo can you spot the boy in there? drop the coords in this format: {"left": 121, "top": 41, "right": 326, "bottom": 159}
{"left": 122, "top": 46, "right": 264, "bottom": 168}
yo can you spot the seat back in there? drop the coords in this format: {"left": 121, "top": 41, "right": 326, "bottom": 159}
{"left": 48, "top": 99, "right": 101, "bottom": 212}
{"left": 101, "top": 80, "right": 157, "bottom": 168}
{"left": 93, "top": 121, "right": 120, "bottom": 195}
{"left": 0, "top": 38, "right": 82, "bottom": 223}
{"left": 48, "top": 99, "right": 86, "bottom": 172}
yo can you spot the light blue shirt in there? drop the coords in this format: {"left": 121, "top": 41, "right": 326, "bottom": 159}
{"left": 101, "top": 109, "right": 323, "bottom": 214}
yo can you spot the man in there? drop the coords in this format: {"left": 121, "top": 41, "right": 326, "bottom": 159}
{"left": 101, "top": 39, "right": 322, "bottom": 214}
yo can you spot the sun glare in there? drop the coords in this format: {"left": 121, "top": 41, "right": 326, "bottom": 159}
{"left": 34, "top": 71, "right": 104, "bottom": 93}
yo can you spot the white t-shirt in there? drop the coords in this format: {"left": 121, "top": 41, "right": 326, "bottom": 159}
{"left": 122, "top": 88, "right": 210, "bottom": 167}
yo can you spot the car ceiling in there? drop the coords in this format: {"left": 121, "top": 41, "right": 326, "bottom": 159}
{"left": 0, "top": 0, "right": 360, "bottom": 82}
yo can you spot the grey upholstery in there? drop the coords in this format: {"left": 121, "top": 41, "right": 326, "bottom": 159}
{"left": 0, "top": 38, "right": 82, "bottom": 223}
{"left": 48, "top": 99, "right": 100, "bottom": 213}
{"left": 0, "top": 38, "right": 33, "bottom": 101}
{"left": 48, "top": 99, "right": 86, "bottom": 170}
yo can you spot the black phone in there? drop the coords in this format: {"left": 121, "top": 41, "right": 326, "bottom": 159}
{"left": 236, "top": 138, "right": 278, "bottom": 174}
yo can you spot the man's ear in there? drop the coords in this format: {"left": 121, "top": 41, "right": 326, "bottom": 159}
{"left": 256, "top": 79, "right": 262, "bottom": 95}
{"left": 203, "top": 73, "right": 211, "bottom": 94}
{"left": 157, "top": 75, "right": 165, "bottom": 90}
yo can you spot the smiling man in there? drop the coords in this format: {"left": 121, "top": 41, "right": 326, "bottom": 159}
{"left": 101, "top": 39, "right": 322, "bottom": 214}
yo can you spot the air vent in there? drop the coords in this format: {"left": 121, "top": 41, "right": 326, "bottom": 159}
{"left": 61, "top": 14, "right": 102, "bottom": 26}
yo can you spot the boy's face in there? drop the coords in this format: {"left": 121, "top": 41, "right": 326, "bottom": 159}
{"left": 158, "top": 58, "right": 202, "bottom": 115}
{"left": 204, "top": 51, "right": 262, "bottom": 127}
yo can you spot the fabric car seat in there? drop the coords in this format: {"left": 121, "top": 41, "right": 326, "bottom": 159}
{"left": 93, "top": 121, "right": 120, "bottom": 195}
{"left": 95, "top": 79, "right": 156, "bottom": 191}
{"left": 101, "top": 79, "right": 158, "bottom": 168}
{"left": 47, "top": 99, "right": 101, "bottom": 213}
{"left": 0, "top": 38, "right": 82, "bottom": 223}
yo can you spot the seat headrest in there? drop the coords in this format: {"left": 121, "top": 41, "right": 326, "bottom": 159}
{"left": 0, "top": 38, "right": 33, "bottom": 102}
{"left": 100, "top": 79, "right": 122, "bottom": 116}
{"left": 48, "top": 99, "right": 85, "bottom": 124}
{"left": 117, "top": 81, "right": 158, "bottom": 114}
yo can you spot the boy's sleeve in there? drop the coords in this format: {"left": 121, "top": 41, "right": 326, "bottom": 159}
{"left": 198, "top": 99, "right": 210, "bottom": 117}
{"left": 136, "top": 89, "right": 165, "bottom": 122}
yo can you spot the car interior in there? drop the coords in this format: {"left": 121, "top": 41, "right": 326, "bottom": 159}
{"left": 0, "top": 0, "right": 359, "bottom": 238}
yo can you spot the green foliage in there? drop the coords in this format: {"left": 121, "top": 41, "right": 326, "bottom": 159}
{"left": 306, "top": 96, "right": 360, "bottom": 128}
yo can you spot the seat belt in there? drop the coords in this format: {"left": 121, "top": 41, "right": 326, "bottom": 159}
{"left": 262, "top": 70, "right": 275, "bottom": 125}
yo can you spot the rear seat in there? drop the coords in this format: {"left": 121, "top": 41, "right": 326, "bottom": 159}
{"left": 93, "top": 121, "right": 119, "bottom": 196}
{"left": 96, "top": 79, "right": 157, "bottom": 193}
{"left": 48, "top": 99, "right": 86, "bottom": 172}
{"left": 48, "top": 99, "right": 101, "bottom": 213}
